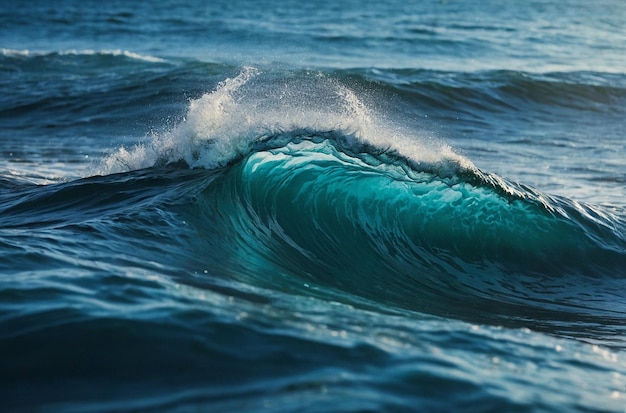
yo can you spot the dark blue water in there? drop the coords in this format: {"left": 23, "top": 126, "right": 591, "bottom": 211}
{"left": 1, "top": 1, "right": 626, "bottom": 411}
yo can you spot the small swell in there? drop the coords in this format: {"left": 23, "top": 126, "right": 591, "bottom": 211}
{"left": 361, "top": 68, "right": 626, "bottom": 114}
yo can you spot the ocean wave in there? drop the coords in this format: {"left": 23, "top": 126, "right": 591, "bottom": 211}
{"left": 0, "top": 48, "right": 166, "bottom": 63}
{"left": 3, "top": 67, "right": 624, "bottom": 343}
{"left": 0, "top": 48, "right": 186, "bottom": 137}
{"left": 94, "top": 68, "right": 626, "bottom": 330}
{"left": 357, "top": 68, "right": 626, "bottom": 115}
{"left": 81, "top": 68, "right": 626, "bottom": 344}
{"left": 4, "top": 2, "right": 626, "bottom": 410}
{"left": 180, "top": 131, "right": 626, "bottom": 322}
{"left": 4, "top": 128, "right": 625, "bottom": 346}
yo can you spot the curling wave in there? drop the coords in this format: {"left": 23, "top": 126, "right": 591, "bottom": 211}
{"left": 180, "top": 130, "right": 626, "bottom": 331}
{"left": 92, "top": 68, "right": 626, "bottom": 343}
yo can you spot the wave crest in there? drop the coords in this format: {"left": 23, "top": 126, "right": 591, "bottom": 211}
{"left": 0, "top": 48, "right": 166, "bottom": 63}
{"left": 99, "top": 67, "right": 471, "bottom": 175}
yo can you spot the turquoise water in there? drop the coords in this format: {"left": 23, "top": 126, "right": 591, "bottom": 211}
{"left": 1, "top": 1, "right": 625, "bottom": 411}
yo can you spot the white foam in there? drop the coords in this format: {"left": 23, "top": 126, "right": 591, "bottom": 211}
{"left": 1, "top": 48, "right": 166, "bottom": 63}
{"left": 1, "top": 48, "right": 32, "bottom": 57}
{"left": 60, "top": 49, "right": 167, "bottom": 63}
{"left": 99, "top": 67, "right": 474, "bottom": 175}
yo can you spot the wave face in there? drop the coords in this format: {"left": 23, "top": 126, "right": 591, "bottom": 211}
{"left": 185, "top": 130, "right": 626, "bottom": 329}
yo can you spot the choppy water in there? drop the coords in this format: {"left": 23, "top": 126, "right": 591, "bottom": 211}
{"left": 1, "top": 1, "right": 625, "bottom": 411}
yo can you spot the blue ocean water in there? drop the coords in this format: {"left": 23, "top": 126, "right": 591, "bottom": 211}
{"left": 1, "top": 0, "right": 626, "bottom": 411}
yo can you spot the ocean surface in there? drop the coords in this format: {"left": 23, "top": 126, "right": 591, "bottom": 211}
{"left": 1, "top": 0, "right": 626, "bottom": 411}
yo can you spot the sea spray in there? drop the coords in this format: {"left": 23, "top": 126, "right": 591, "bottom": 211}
{"left": 100, "top": 68, "right": 471, "bottom": 175}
